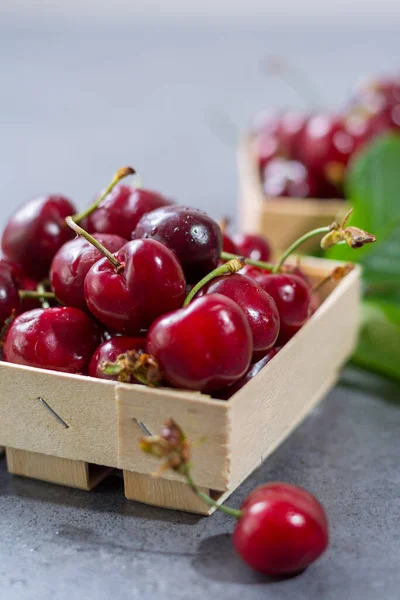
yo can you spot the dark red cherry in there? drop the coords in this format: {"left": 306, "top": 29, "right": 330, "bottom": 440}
{"left": 146, "top": 294, "right": 252, "bottom": 392}
{"left": 134, "top": 206, "right": 222, "bottom": 283}
{"left": 85, "top": 185, "right": 173, "bottom": 239}
{"left": 233, "top": 233, "right": 271, "bottom": 262}
{"left": 0, "top": 259, "right": 39, "bottom": 312}
{"left": 222, "top": 232, "right": 239, "bottom": 254}
{"left": 50, "top": 233, "right": 127, "bottom": 311}
{"left": 3, "top": 307, "right": 101, "bottom": 374}
{"left": 197, "top": 274, "right": 279, "bottom": 361}
{"left": 233, "top": 482, "right": 329, "bottom": 575}
{"left": 299, "top": 114, "right": 355, "bottom": 188}
{"left": 253, "top": 273, "right": 310, "bottom": 344}
{"left": 84, "top": 239, "right": 186, "bottom": 334}
{"left": 277, "top": 111, "right": 309, "bottom": 159}
{"left": 262, "top": 158, "right": 319, "bottom": 198}
{"left": 0, "top": 262, "right": 21, "bottom": 327}
{"left": 213, "top": 347, "right": 279, "bottom": 400}
{"left": 1, "top": 195, "right": 76, "bottom": 279}
{"left": 89, "top": 336, "right": 145, "bottom": 381}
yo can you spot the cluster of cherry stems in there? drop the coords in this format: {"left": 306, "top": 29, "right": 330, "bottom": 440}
{"left": 0, "top": 166, "right": 373, "bottom": 577}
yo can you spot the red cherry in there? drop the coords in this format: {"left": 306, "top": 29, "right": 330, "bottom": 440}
{"left": 89, "top": 336, "right": 145, "bottom": 381}
{"left": 84, "top": 239, "right": 186, "bottom": 334}
{"left": 1, "top": 195, "right": 76, "bottom": 279}
{"left": 214, "top": 347, "right": 279, "bottom": 400}
{"left": 233, "top": 482, "right": 329, "bottom": 575}
{"left": 134, "top": 206, "right": 222, "bottom": 283}
{"left": 233, "top": 233, "right": 271, "bottom": 262}
{"left": 253, "top": 273, "right": 310, "bottom": 344}
{"left": 50, "top": 233, "right": 127, "bottom": 311}
{"left": 0, "top": 259, "right": 39, "bottom": 312}
{"left": 197, "top": 274, "right": 279, "bottom": 361}
{"left": 85, "top": 185, "right": 173, "bottom": 239}
{"left": 3, "top": 307, "right": 101, "bottom": 374}
{"left": 222, "top": 232, "right": 239, "bottom": 255}
{"left": 146, "top": 294, "right": 252, "bottom": 392}
{"left": 262, "top": 158, "right": 319, "bottom": 199}
{"left": 276, "top": 111, "right": 309, "bottom": 159}
{"left": 299, "top": 114, "right": 355, "bottom": 188}
{"left": 0, "top": 262, "right": 21, "bottom": 327}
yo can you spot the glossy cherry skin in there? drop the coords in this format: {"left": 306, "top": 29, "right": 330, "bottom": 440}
{"left": 233, "top": 482, "right": 329, "bottom": 575}
{"left": 213, "top": 347, "right": 279, "bottom": 400}
{"left": 198, "top": 274, "right": 279, "bottom": 361}
{"left": 50, "top": 233, "right": 127, "bottom": 311}
{"left": 222, "top": 233, "right": 239, "bottom": 254}
{"left": 299, "top": 114, "right": 355, "bottom": 188}
{"left": 253, "top": 273, "right": 310, "bottom": 344}
{"left": 1, "top": 195, "right": 76, "bottom": 279}
{"left": 134, "top": 206, "right": 222, "bottom": 283}
{"left": 85, "top": 185, "right": 173, "bottom": 239}
{"left": 233, "top": 233, "right": 271, "bottom": 262}
{"left": 262, "top": 158, "right": 319, "bottom": 199}
{"left": 3, "top": 307, "right": 101, "bottom": 374}
{"left": 89, "top": 336, "right": 145, "bottom": 381}
{"left": 84, "top": 239, "right": 186, "bottom": 334}
{"left": 146, "top": 294, "right": 253, "bottom": 392}
{"left": 0, "top": 262, "right": 21, "bottom": 327}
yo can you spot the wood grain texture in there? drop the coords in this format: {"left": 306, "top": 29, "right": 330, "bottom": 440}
{"left": 117, "top": 386, "right": 231, "bottom": 490}
{"left": 6, "top": 448, "right": 113, "bottom": 490}
{"left": 237, "top": 135, "right": 347, "bottom": 252}
{"left": 123, "top": 470, "right": 215, "bottom": 515}
{"left": 0, "top": 367, "right": 118, "bottom": 467}
{"left": 228, "top": 264, "right": 361, "bottom": 490}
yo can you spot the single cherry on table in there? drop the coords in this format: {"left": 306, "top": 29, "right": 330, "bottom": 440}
{"left": 233, "top": 482, "right": 329, "bottom": 575}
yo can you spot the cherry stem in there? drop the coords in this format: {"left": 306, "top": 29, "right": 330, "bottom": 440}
{"left": 182, "top": 465, "right": 242, "bottom": 519}
{"left": 183, "top": 257, "right": 245, "bottom": 307}
{"left": 220, "top": 251, "right": 274, "bottom": 271}
{"left": 261, "top": 55, "right": 321, "bottom": 107}
{"left": 36, "top": 282, "right": 50, "bottom": 309}
{"left": 19, "top": 290, "right": 56, "bottom": 300}
{"left": 273, "top": 226, "right": 331, "bottom": 273}
{"left": 71, "top": 166, "right": 136, "bottom": 223}
{"left": 65, "top": 217, "right": 123, "bottom": 272}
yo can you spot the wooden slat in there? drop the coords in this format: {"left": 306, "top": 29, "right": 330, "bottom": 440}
{"left": 228, "top": 265, "right": 361, "bottom": 490}
{"left": 117, "top": 386, "right": 231, "bottom": 491}
{"left": 6, "top": 448, "right": 113, "bottom": 490}
{"left": 0, "top": 367, "right": 118, "bottom": 467}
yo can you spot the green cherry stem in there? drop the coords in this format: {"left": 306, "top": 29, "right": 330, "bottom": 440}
{"left": 36, "top": 282, "right": 50, "bottom": 309}
{"left": 182, "top": 465, "right": 242, "bottom": 519}
{"left": 66, "top": 217, "right": 123, "bottom": 273}
{"left": 183, "top": 257, "right": 245, "bottom": 307}
{"left": 19, "top": 290, "right": 56, "bottom": 300}
{"left": 220, "top": 251, "right": 274, "bottom": 271}
{"left": 71, "top": 166, "right": 136, "bottom": 223}
{"left": 272, "top": 225, "right": 331, "bottom": 274}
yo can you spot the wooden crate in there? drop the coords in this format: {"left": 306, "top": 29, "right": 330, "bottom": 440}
{"left": 238, "top": 135, "right": 348, "bottom": 253}
{"left": 0, "top": 257, "right": 360, "bottom": 514}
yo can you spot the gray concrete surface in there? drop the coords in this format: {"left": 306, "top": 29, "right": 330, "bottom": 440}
{"left": 1, "top": 19, "right": 400, "bottom": 600}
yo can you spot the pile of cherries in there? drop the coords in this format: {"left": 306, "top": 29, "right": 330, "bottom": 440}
{"left": 0, "top": 167, "right": 330, "bottom": 397}
{"left": 254, "top": 72, "right": 400, "bottom": 199}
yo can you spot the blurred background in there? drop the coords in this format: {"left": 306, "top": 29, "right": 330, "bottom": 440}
{"left": 0, "top": 0, "right": 399, "bottom": 223}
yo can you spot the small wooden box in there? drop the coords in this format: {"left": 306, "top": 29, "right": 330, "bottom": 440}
{"left": 0, "top": 257, "right": 360, "bottom": 514}
{"left": 238, "top": 135, "right": 347, "bottom": 253}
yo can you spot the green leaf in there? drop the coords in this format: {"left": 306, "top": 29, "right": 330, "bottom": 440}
{"left": 327, "top": 133, "right": 400, "bottom": 287}
{"left": 353, "top": 301, "right": 400, "bottom": 381}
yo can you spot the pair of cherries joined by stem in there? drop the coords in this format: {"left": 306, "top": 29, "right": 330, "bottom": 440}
{"left": 141, "top": 419, "right": 329, "bottom": 577}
